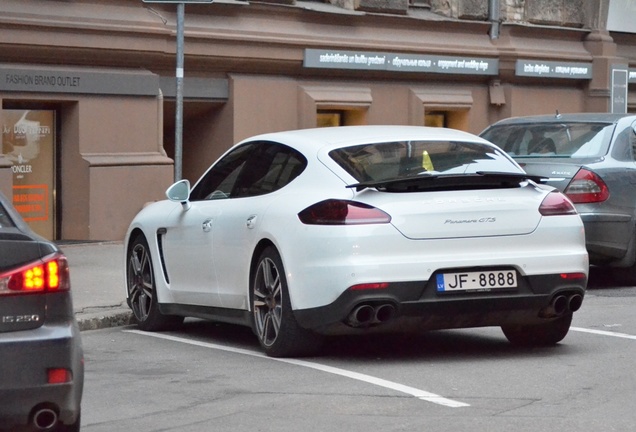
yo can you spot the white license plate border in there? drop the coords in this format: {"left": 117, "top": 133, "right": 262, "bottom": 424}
{"left": 435, "top": 269, "right": 518, "bottom": 293}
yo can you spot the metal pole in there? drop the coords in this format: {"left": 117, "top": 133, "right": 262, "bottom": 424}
{"left": 489, "top": 0, "right": 500, "bottom": 40}
{"left": 175, "top": 2, "right": 184, "bottom": 181}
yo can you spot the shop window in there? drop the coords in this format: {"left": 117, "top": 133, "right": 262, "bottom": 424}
{"left": 410, "top": 88, "right": 472, "bottom": 131}
{"left": 300, "top": 85, "right": 371, "bottom": 128}
{"left": 317, "top": 111, "right": 343, "bottom": 127}
{"left": 425, "top": 111, "right": 446, "bottom": 127}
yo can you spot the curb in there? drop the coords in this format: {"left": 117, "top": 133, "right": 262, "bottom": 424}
{"left": 76, "top": 308, "right": 136, "bottom": 331}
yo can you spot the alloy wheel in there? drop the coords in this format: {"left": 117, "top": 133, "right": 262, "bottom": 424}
{"left": 253, "top": 257, "right": 283, "bottom": 347}
{"left": 127, "top": 241, "right": 154, "bottom": 323}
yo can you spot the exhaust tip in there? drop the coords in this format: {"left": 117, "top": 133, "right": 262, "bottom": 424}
{"left": 568, "top": 294, "right": 583, "bottom": 312}
{"left": 374, "top": 304, "right": 396, "bottom": 323}
{"left": 347, "top": 304, "right": 375, "bottom": 327}
{"left": 33, "top": 407, "right": 58, "bottom": 431}
{"left": 552, "top": 295, "right": 568, "bottom": 316}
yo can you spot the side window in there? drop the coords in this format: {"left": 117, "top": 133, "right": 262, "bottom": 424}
{"left": 190, "top": 143, "right": 254, "bottom": 201}
{"left": 233, "top": 142, "right": 307, "bottom": 198}
{"left": 189, "top": 141, "right": 306, "bottom": 201}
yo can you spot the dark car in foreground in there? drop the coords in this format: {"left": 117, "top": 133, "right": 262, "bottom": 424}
{"left": 481, "top": 113, "right": 636, "bottom": 282}
{"left": 0, "top": 191, "right": 83, "bottom": 431}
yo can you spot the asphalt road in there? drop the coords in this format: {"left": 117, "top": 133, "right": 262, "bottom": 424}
{"left": 78, "top": 270, "right": 636, "bottom": 432}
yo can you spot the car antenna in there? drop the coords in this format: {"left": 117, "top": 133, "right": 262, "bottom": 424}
{"left": 555, "top": 109, "right": 562, "bottom": 119}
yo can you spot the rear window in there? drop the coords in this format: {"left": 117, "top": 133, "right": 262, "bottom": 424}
{"left": 329, "top": 140, "right": 518, "bottom": 183}
{"left": 0, "top": 203, "right": 16, "bottom": 228}
{"left": 481, "top": 122, "right": 614, "bottom": 158}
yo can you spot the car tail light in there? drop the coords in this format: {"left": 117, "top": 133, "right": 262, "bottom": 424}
{"left": 564, "top": 168, "right": 610, "bottom": 203}
{"left": 0, "top": 253, "right": 70, "bottom": 295}
{"left": 298, "top": 199, "right": 391, "bottom": 225}
{"left": 539, "top": 192, "right": 578, "bottom": 216}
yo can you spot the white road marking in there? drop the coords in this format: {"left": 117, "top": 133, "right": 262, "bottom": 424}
{"left": 571, "top": 326, "right": 636, "bottom": 340}
{"left": 125, "top": 329, "right": 469, "bottom": 408}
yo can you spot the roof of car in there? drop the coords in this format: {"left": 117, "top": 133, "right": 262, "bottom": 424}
{"left": 488, "top": 112, "right": 636, "bottom": 126}
{"left": 239, "top": 125, "right": 492, "bottom": 152}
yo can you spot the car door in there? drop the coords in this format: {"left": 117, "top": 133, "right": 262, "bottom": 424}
{"left": 160, "top": 143, "right": 254, "bottom": 307}
{"left": 160, "top": 201, "right": 222, "bottom": 307}
{"left": 211, "top": 142, "right": 307, "bottom": 310}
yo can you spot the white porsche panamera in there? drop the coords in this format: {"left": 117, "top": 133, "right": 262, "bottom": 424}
{"left": 125, "top": 125, "right": 589, "bottom": 357}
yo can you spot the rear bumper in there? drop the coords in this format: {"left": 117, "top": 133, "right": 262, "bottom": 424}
{"left": 0, "top": 321, "right": 84, "bottom": 428}
{"left": 579, "top": 212, "right": 634, "bottom": 265}
{"left": 294, "top": 273, "right": 586, "bottom": 335}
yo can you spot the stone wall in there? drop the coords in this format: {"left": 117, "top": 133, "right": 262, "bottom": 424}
{"left": 430, "top": 0, "right": 593, "bottom": 28}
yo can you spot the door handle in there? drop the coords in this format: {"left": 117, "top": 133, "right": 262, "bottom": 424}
{"left": 202, "top": 218, "right": 213, "bottom": 232}
{"left": 246, "top": 215, "right": 257, "bottom": 229}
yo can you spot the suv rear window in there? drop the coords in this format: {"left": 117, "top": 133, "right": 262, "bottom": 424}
{"left": 481, "top": 122, "right": 614, "bottom": 158}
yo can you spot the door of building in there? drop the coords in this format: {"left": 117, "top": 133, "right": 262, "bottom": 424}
{"left": 1, "top": 109, "right": 56, "bottom": 239}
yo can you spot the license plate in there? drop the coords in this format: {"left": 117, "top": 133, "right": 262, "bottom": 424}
{"left": 436, "top": 270, "right": 517, "bottom": 292}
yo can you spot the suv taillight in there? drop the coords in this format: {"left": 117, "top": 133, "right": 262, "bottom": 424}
{"left": 564, "top": 168, "right": 610, "bottom": 203}
{"left": 298, "top": 199, "right": 391, "bottom": 225}
{"left": 0, "top": 253, "right": 70, "bottom": 295}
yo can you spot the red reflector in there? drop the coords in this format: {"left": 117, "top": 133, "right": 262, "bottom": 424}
{"left": 48, "top": 368, "right": 72, "bottom": 384}
{"left": 560, "top": 272, "right": 586, "bottom": 280}
{"left": 350, "top": 282, "right": 389, "bottom": 291}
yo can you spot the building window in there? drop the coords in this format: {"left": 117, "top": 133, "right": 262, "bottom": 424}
{"left": 317, "top": 111, "right": 343, "bottom": 127}
{"left": 425, "top": 111, "right": 446, "bottom": 127}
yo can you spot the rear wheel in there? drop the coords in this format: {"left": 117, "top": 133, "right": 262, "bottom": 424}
{"left": 501, "top": 313, "right": 572, "bottom": 346}
{"left": 251, "top": 246, "right": 323, "bottom": 357}
{"left": 127, "top": 235, "right": 183, "bottom": 331}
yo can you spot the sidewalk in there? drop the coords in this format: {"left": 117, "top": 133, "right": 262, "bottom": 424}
{"left": 59, "top": 241, "right": 136, "bottom": 331}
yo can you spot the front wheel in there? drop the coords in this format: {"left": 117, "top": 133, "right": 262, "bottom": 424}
{"left": 501, "top": 313, "right": 573, "bottom": 346}
{"left": 127, "top": 235, "right": 183, "bottom": 331}
{"left": 251, "top": 246, "right": 323, "bottom": 357}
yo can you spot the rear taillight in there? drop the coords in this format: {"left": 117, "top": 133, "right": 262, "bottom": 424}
{"left": 539, "top": 192, "right": 578, "bottom": 216}
{"left": 564, "top": 168, "right": 609, "bottom": 203}
{"left": 298, "top": 199, "right": 391, "bottom": 225}
{"left": 0, "top": 253, "right": 70, "bottom": 295}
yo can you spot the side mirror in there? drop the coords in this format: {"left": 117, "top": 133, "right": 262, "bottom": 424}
{"left": 166, "top": 179, "right": 191, "bottom": 210}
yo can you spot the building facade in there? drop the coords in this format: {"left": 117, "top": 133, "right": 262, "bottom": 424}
{"left": 1, "top": 0, "right": 634, "bottom": 241}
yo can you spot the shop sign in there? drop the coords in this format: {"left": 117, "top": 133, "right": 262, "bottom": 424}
{"left": 0, "top": 64, "right": 159, "bottom": 96}
{"left": 515, "top": 60, "right": 592, "bottom": 79}
{"left": 304, "top": 49, "right": 498, "bottom": 76}
{"left": 629, "top": 69, "right": 636, "bottom": 84}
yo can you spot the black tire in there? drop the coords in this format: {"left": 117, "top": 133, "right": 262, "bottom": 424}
{"left": 251, "top": 246, "right": 323, "bottom": 357}
{"left": 127, "top": 235, "right": 183, "bottom": 331}
{"left": 501, "top": 313, "right": 573, "bottom": 346}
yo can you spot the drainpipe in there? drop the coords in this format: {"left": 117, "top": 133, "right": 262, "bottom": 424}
{"left": 489, "top": 0, "right": 500, "bottom": 39}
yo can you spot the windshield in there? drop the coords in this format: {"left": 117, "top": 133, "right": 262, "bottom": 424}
{"left": 481, "top": 122, "right": 615, "bottom": 158}
{"left": 329, "top": 140, "right": 519, "bottom": 183}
